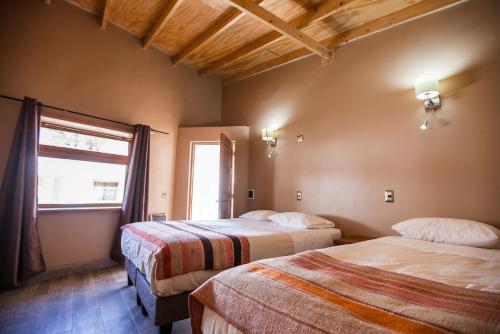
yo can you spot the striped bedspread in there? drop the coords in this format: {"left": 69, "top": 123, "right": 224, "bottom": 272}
{"left": 190, "top": 250, "right": 500, "bottom": 334}
{"left": 122, "top": 221, "right": 250, "bottom": 280}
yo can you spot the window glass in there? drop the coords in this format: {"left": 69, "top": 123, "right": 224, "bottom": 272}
{"left": 38, "top": 157, "right": 126, "bottom": 205}
{"left": 93, "top": 181, "right": 120, "bottom": 201}
{"left": 40, "top": 127, "right": 129, "bottom": 156}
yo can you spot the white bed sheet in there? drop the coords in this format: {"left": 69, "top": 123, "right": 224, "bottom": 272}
{"left": 202, "top": 236, "right": 500, "bottom": 334}
{"left": 122, "top": 218, "right": 341, "bottom": 296}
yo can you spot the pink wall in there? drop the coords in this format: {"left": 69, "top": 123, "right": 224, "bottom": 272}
{"left": 0, "top": 1, "right": 221, "bottom": 269}
{"left": 221, "top": 0, "right": 500, "bottom": 237}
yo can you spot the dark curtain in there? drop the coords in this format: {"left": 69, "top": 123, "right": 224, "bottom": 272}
{"left": 111, "top": 124, "right": 150, "bottom": 262}
{"left": 0, "top": 97, "right": 46, "bottom": 288}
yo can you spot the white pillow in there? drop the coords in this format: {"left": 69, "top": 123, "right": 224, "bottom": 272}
{"left": 268, "top": 212, "right": 335, "bottom": 229}
{"left": 392, "top": 218, "right": 500, "bottom": 248}
{"left": 239, "top": 210, "right": 278, "bottom": 221}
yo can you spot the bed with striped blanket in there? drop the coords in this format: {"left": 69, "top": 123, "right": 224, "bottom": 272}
{"left": 121, "top": 218, "right": 341, "bottom": 296}
{"left": 190, "top": 236, "right": 500, "bottom": 334}
{"left": 122, "top": 221, "right": 250, "bottom": 280}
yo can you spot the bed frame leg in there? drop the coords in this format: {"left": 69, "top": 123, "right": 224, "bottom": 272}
{"left": 141, "top": 304, "right": 148, "bottom": 316}
{"left": 136, "top": 293, "right": 142, "bottom": 306}
{"left": 127, "top": 275, "right": 133, "bottom": 286}
{"left": 158, "top": 323, "right": 173, "bottom": 334}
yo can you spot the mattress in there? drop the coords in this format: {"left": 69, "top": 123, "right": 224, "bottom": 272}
{"left": 122, "top": 218, "right": 341, "bottom": 296}
{"left": 201, "top": 236, "right": 500, "bottom": 333}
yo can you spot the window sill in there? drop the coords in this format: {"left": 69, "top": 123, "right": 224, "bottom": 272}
{"left": 38, "top": 206, "right": 122, "bottom": 214}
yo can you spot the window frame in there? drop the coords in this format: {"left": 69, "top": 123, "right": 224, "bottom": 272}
{"left": 37, "top": 114, "right": 132, "bottom": 211}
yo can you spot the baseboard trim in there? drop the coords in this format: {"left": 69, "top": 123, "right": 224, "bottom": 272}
{"left": 28, "top": 258, "right": 119, "bottom": 283}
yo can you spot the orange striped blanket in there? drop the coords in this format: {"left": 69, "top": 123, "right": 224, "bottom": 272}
{"left": 121, "top": 221, "right": 250, "bottom": 280}
{"left": 190, "top": 250, "right": 500, "bottom": 334}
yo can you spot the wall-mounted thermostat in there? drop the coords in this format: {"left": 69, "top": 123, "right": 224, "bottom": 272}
{"left": 296, "top": 191, "right": 302, "bottom": 201}
{"left": 384, "top": 190, "right": 394, "bottom": 203}
{"left": 248, "top": 189, "right": 255, "bottom": 200}
{"left": 297, "top": 135, "right": 304, "bottom": 143}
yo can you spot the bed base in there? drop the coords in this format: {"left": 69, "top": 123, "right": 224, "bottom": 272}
{"left": 124, "top": 258, "right": 191, "bottom": 334}
{"left": 124, "top": 257, "right": 137, "bottom": 286}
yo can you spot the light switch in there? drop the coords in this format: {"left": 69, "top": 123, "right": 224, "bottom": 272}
{"left": 296, "top": 191, "right": 302, "bottom": 201}
{"left": 384, "top": 190, "right": 394, "bottom": 203}
{"left": 297, "top": 135, "right": 304, "bottom": 142}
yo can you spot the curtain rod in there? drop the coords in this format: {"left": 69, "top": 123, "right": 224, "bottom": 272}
{"left": 0, "top": 94, "right": 169, "bottom": 135}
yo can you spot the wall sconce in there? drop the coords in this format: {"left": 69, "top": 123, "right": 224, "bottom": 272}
{"left": 261, "top": 128, "right": 277, "bottom": 158}
{"left": 415, "top": 74, "right": 441, "bottom": 130}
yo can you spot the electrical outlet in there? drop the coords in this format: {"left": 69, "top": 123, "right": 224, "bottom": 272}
{"left": 248, "top": 189, "right": 255, "bottom": 200}
{"left": 161, "top": 191, "right": 167, "bottom": 198}
{"left": 297, "top": 134, "right": 304, "bottom": 142}
{"left": 296, "top": 191, "right": 302, "bottom": 201}
{"left": 384, "top": 190, "right": 394, "bottom": 203}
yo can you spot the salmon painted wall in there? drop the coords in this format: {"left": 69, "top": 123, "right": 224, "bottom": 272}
{"left": 221, "top": 0, "right": 500, "bottom": 236}
{"left": 172, "top": 126, "right": 249, "bottom": 220}
{"left": 0, "top": 1, "right": 221, "bottom": 269}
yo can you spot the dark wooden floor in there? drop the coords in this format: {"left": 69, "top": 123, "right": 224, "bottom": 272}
{"left": 0, "top": 266, "right": 191, "bottom": 334}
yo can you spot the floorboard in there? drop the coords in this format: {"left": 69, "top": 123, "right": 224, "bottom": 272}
{"left": 0, "top": 266, "right": 191, "bottom": 334}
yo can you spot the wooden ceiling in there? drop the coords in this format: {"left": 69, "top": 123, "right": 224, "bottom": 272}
{"left": 63, "top": 0, "right": 463, "bottom": 84}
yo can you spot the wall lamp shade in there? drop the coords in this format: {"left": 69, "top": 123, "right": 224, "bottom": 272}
{"left": 261, "top": 128, "right": 277, "bottom": 158}
{"left": 261, "top": 128, "right": 274, "bottom": 142}
{"left": 415, "top": 74, "right": 439, "bottom": 100}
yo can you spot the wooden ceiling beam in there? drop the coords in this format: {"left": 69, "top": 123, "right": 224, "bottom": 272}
{"left": 144, "top": 0, "right": 184, "bottom": 49}
{"left": 199, "top": 0, "right": 352, "bottom": 76}
{"left": 172, "top": 0, "right": 264, "bottom": 66}
{"left": 223, "top": 0, "right": 463, "bottom": 84}
{"left": 101, "top": 0, "right": 112, "bottom": 29}
{"left": 221, "top": 0, "right": 332, "bottom": 62}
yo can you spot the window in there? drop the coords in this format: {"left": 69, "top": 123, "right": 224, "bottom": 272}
{"left": 38, "top": 116, "right": 132, "bottom": 208}
{"left": 93, "top": 181, "right": 120, "bottom": 201}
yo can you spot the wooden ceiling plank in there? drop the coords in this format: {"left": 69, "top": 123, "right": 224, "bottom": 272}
{"left": 223, "top": 0, "right": 463, "bottom": 84}
{"left": 101, "top": 0, "right": 112, "bottom": 29}
{"left": 223, "top": 48, "right": 310, "bottom": 84}
{"left": 144, "top": 0, "right": 184, "bottom": 49}
{"left": 199, "top": 0, "right": 352, "bottom": 76}
{"left": 200, "top": 31, "right": 280, "bottom": 76}
{"left": 172, "top": 0, "right": 265, "bottom": 66}
{"left": 221, "top": 0, "right": 332, "bottom": 61}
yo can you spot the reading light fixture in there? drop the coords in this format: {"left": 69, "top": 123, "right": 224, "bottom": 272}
{"left": 415, "top": 74, "right": 441, "bottom": 130}
{"left": 420, "top": 115, "right": 431, "bottom": 130}
{"left": 261, "top": 128, "right": 277, "bottom": 158}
